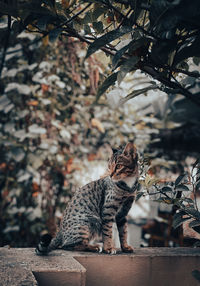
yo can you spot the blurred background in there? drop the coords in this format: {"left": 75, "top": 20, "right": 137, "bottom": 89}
{"left": 0, "top": 12, "right": 200, "bottom": 249}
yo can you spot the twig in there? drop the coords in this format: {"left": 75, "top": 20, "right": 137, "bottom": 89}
{"left": 64, "top": 26, "right": 116, "bottom": 56}
{"left": 24, "top": 3, "right": 92, "bottom": 41}
{"left": 142, "top": 65, "right": 200, "bottom": 106}
{"left": 172, "top": 68, "right": 200, "bottom": 78}
{"left": 104, "top": 0, "right": 130, "bottom": 23}
{"left": 117, "top": 8, "right": 132, "bottom": 29}
{"left": 55, "top": 3, "right": 92, "bottom": 30}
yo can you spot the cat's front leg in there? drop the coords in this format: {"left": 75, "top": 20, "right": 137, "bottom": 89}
{"left": 102, "top": 220, "right": 116, "bottom": 254}
{"left": 116, "top": 196, "right": 134, "bottom": 253}
{"left": 116, "top": 217, "right": 134, "bottom": 253}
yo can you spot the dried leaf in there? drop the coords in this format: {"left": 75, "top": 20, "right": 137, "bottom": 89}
{"left": 27, "top": 100, "right": 39, "bottom": 106}
{"left": 42, "top": 35, "right": 49, "bottom": 46}
{"left": 91, "top": 118, "right": 105, "bottom": 133}
{"left": 41, "top": 84, "right": 49, "bottom": 92}
{"left": 62, "top": 0, "right": 70, "bottom": 8}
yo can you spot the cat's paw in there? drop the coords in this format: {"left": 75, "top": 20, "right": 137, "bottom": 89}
{"left": 121, "top": 245, "right": 134, "bottom": 253}
{"left": 87, "top": 244, "right": 102, "bottom": 252}
{"left": 98, "top": 245, "right": 103, "bottom": 253}
{"left": 103, "top": 247, "right": 117, "bottom": 255}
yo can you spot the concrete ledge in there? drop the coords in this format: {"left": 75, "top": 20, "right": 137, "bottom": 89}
{"left": 0, "top": 248, "right": 200, "bottom": 286}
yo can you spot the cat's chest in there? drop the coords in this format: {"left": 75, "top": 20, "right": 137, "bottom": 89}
{"left": 104, "top": 189, "right": 131, "bottom": 208}
{"left": 122, "top": 176, "right": 137, "bottom": 188}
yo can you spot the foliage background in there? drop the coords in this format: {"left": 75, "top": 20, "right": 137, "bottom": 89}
{"left": 0, "top": 29, "right": 140, "bottom": 246}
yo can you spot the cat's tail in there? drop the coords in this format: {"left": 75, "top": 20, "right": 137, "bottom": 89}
{"left": 35, "top": 232, "right": 62, "bottom": 255}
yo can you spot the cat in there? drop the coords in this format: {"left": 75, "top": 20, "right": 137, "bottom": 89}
{"left": 35, "top": 142, "right": 139, "bottom": 255}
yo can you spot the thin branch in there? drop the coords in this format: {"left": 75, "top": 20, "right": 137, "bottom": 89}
{"left": 27, "top": 3, "right": 92, "bottom": 40}
{"left": 56, "top": 3, "right": 92, "bottom": 29}
{"left": 64, "top": 26, "right": 116, "bottom": 56}
{"left": 142, "top": 5, "right": 148, "bottom": 28}
{"left": 104, "top": 1, "right": 130, "bottom": 23}
{"left": 171, "top": 68, "right": 200, "bottom": 78}
{"left": 117, "top": 8, "right": 132, "bottom": 29}
{"left": 142, "top": 65, "right": 200, "bottom": 106}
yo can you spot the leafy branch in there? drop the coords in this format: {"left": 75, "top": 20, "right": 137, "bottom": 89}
{"left": 1, "top": 0, "right": 200, "bottom": 104}
{"left": 139, "top": 158, "right": 200, "bottom": 234}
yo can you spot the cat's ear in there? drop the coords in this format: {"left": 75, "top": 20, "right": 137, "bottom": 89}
{"left": 123, "top": 142, "right": 135, "bottom": 156}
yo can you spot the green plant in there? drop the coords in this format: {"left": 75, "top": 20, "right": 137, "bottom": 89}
{"left": 138, "top": 158, "right": 200, "bottom": 236}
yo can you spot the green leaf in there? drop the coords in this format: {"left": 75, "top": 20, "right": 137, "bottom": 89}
{"left": 189, "top": 219, "right": 200, "bottom": 228}
{"left": 175, "top": 174, "right": 186, "bottom": 186}
{"left": 185, "top": 208, "right": 200, "bottom": 219}
{"left": 175, "top": 184, "right": 190, "bottom": 192}
{"left": 92, "top": 7, "right": 106, "bottom": 20}
{"left": 174, "top": 35, "right": 200, "bottom": 65}
{"left": 112, "top": 41, "right": 132, "bottom": 69}
{"left": 181, "top": 198, "right": 194, "bottom": 205}
{"left": 93, "top": 21, "right": 103, "bottom": 33}
{"left": 49, "top": 27, "right": 62, "bottom": 42}
{"left": 161, "top": 186, "right": 172, "bottom": 192}
{"left": 193, "top": 57, "right": 200, "bottom": 66}
{"left": 83, "top": 11, "right": 94, "bottom": 24}
{"left": 117, "top": 55, "right": 139, "bottom": 84}
{"left": 84, "top": 24, "right": 91, "bottom": 34}
{"left": 173, "top": 210, "right": 186, "bottom": 219}
{"left": 119, "top": 84, "right": 159, "bottom": 105}
{"left": 37, "top": 15, "right": 51, "bottom": 30}
{"left": 86, "top": 26, "right": 132, "bottom": 58}
{"left": 172, "top": 214, "right": 190, "bottom": 229}
{"left": 193, "top": 226, "right": 200, "bottom": 234}
{"left": 95, "top": 72, "right": 118, "bottom": 102}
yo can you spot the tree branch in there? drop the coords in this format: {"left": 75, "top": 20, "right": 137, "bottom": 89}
{"left": 142, "top": 65, "right": 200, "bottom": 106}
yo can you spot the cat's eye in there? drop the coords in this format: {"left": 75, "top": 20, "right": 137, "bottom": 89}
{"left": 116, "top": 164, "right": 122, "bottom": 169}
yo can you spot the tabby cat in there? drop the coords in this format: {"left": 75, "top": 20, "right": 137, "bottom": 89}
{"left": 36, "top": 142, "right": 139, "bottom": 255}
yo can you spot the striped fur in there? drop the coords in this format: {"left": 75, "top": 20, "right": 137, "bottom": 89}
{"left": 35, "top": 142, "right": 139, "bottom": 255}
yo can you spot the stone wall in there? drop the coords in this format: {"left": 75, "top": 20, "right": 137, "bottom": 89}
{"left": 0, "top": 248, "right": 200, "bottom": 286}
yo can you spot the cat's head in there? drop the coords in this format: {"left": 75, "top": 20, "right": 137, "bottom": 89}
{"left": 108, "top": 142, "right": 138, "bottom": 181}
